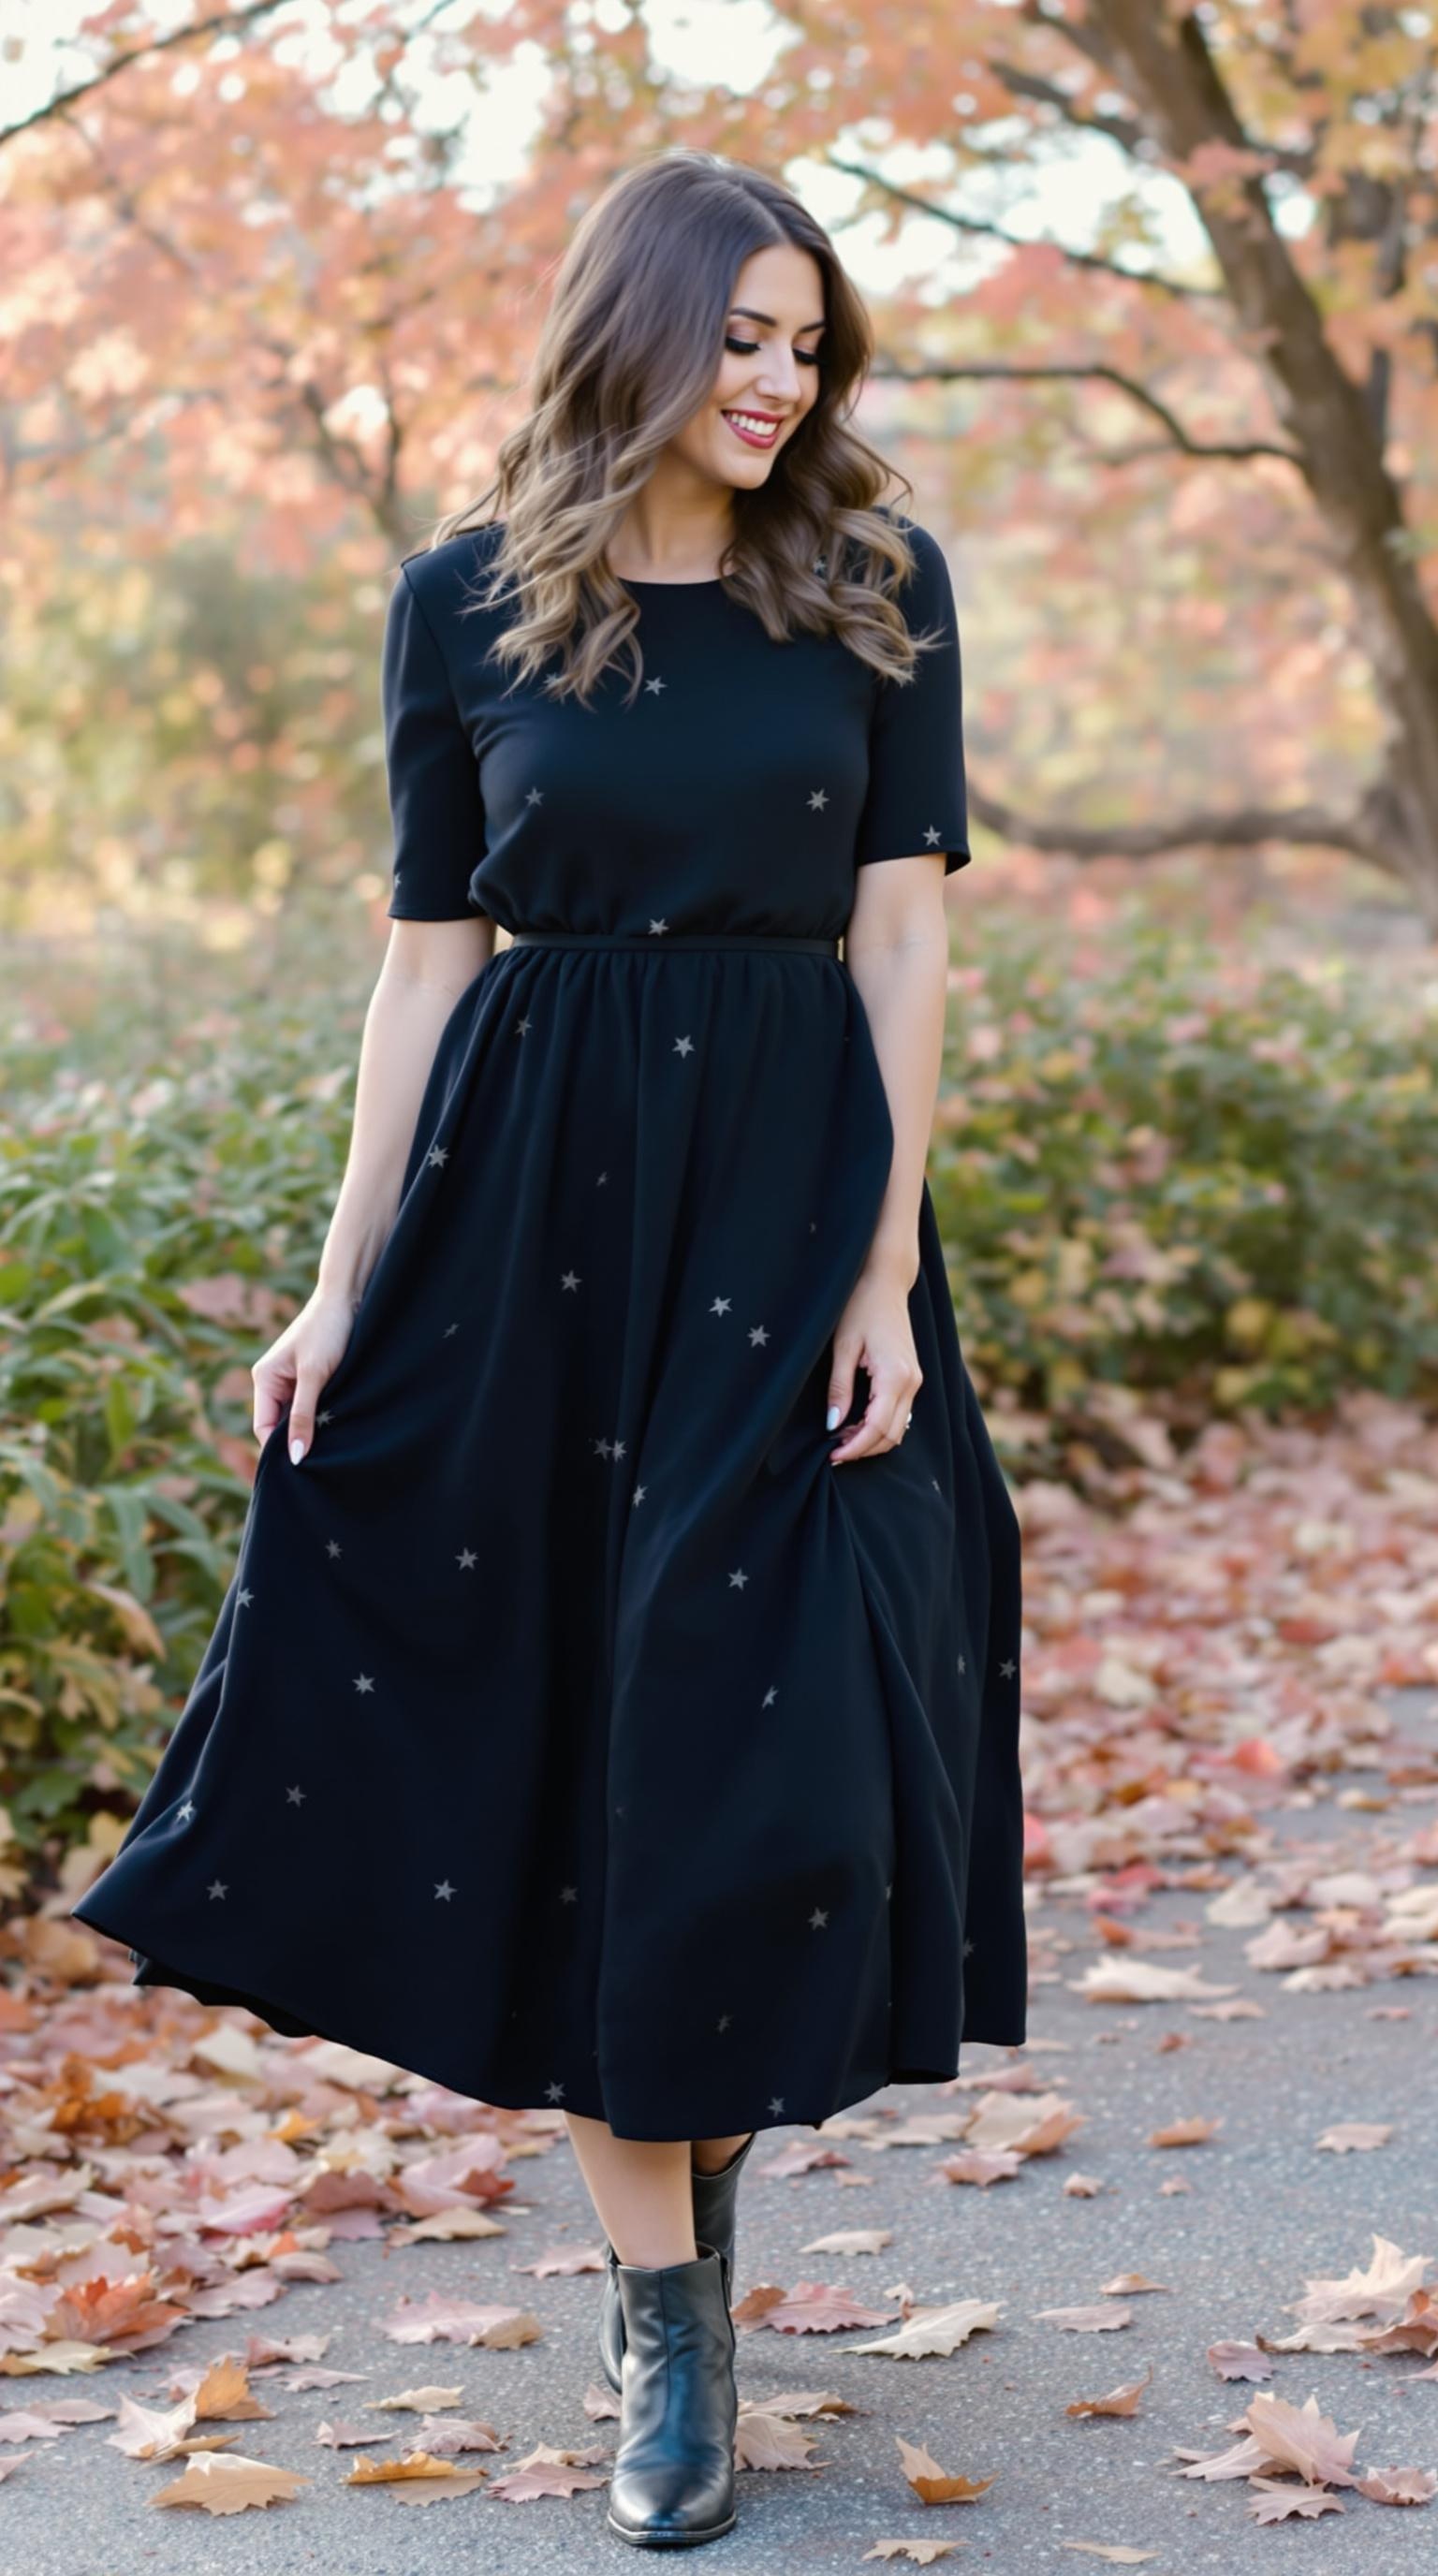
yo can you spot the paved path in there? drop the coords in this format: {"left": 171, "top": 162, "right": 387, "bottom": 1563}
{"left": 5, "top": 1691, "right": 1436, "bottom": 2573}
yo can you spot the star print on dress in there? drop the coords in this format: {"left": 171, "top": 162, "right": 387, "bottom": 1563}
{"left": 426, "top": 1145, "right": 448, "bottom": 1169}
{"left": 594, "top": 1437, "right": 613, "bottom": 1459}
{"left": 286, "top": 1784, "right": 305, "bottom": 1805}
{"left": 177, "top": 1799, "right": 196, "bottom": 1823}
{"left": 353, "top": 1674, "right": 375, "bottom": 1694}
{"left": 717, "top": 2012, "right": 732, "bottom": 2032}
{"left": 761, "top": 1685, "right": 777, "bottom": 1707}
{"left": 434, "top": 1880, "right": 456, "bottom": 1900}
{"left": 644, "top": 676, "right": 667, "bottom": 695}
{"left": 748, "top": 1325, "right": 769, "bottom": 1346}
{"left": 525, "top": 786, "right": 544, "bottom": 806}
{"left": 710, "top": 1295, "right": 731, "bottom": 1316}
{"left": 560, "top": 1885, "right": 578, "bottom": 1904}
{"left": 768, "top": 2096, "right": 785, "bottom": 2116}
{"left": 631, "top": 1484, "right": 647, "bottom": 1506}
{"left": 208, "top": 1879, "right": 227, "bottom": 1899}
{"left": 807, "top": 789, "right": 829, "bottom": 811}
{"left": 515, "top": 1016, "right": 533, "bottom": 1037}
{"left": 443, "top": 1322, "right": 459, "bottom": 1337}
{"left": 317, "top": 1408, "right": 332, "bottom": 1426}
{"left": 545, "top": 2079, "right": 565, "bottom": 2102}
{"left": 648, "top": 916, "right": 668, "bottom": 933}
{"left": 457, "top": 1548, "right": 477, "bottom": 1570}
{"left": 809, "top": 1907, "right": 829, "bottom": 1930}
{"left": 923, "top": 825, "right": 943, "bottom": 846}
{"left": 673, "top": 1033, "right": 694, "bottom": 1056}
{"left": 727, "top": 1568, "right": 749, "bottom": 1590}
{"left": 999, "top": 1658, "right": 1017, "bottom": 1678}
{"left": 237, "top": 1588, "right": 253, "bottom": 1607}
{"left": 560, "top": 1270, "right": 580, "bottom": 1291}
{"left": 325, "top": 1539, "right": 342, "bottom": 1559}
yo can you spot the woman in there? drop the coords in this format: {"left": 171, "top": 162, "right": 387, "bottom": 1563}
{"left": 72, "top": 147, "right": 1027, "bottom": 2547}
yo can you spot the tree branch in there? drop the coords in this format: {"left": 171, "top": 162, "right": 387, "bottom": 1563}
{"left": 827, "top": 154, "right": 1210, "bottom": 303}
{"left": 0, "top": 2, "right": 296, "bottom": 148}
{"left": 870, "top": 359, "right": 1302, "bottom": 466}
{"left": 967, "top": 781, "right": 1394, "bottom": 872}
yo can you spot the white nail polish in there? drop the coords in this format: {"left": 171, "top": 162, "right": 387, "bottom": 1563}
{"left": 826, "top": 1404, "right": 840, "bottom": 1430}
{"left": 290, "top": 1438, "right": 305, "bottom": 1465}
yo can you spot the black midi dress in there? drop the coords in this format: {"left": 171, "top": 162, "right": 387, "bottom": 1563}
{"left": 71, "top": 513, "right": 1028, "bottom": 2142}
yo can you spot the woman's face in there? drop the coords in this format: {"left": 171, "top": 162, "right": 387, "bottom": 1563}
{"left": 672, "top": 240, "right": 826, "bottom": 490}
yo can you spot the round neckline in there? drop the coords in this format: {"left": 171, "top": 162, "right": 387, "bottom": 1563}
{"left": 617, "top": 572, "right": 726, "bottom": 589}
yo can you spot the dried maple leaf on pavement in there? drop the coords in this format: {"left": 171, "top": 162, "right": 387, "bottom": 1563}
{"left": 1356, "top": 2465, "right": 1438, "bottom": 2505}
{"left": 896, "top": 2435, "right": 994, "bottom": 2505}
{"left": 733, "top": 2279, "right": 900, "bottom": 2334}
{"left": 1148, "top": 2116, "right": 1221, "bottom": 2147}
{"left": 1207, "top": 2340, "right": 1272, "bottom": 2381}
{"left": 862, "top": 2541, "right": 963, "bottom": 2563}
{"left": 1315, "top": 2123, "right": 1392, "bottom": 2153}
{"left": 486, "top": 2439, "right": 609, "bottom": 2501}
{"left": 1035, "top": 2305, "right": 1134, "bottom": 2334}
{"left": 732, "top": 2404, "right": 823, "bottom": 2471}
{"left": 147, "top": 2452, "right": 309, "bottom": 2512}
{"left": 1241, "top": 2391, "right": 1360, "bottom": 2487}
{"left": 848, "top": 2299, "right": 1002, "bottom": 2358}
{"left": 1248, "top": 2480, "right": 1344, "bottom": 2523}
{"left": 1065, "top": 2367, "right": 1152, "bottom": 2418}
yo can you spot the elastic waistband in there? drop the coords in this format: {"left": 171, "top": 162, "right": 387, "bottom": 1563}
{"left": 507, "top": 929, "right": 840, "bottom": 957}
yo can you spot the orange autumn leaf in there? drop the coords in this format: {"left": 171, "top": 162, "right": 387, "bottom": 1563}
{"left": 1148, "top": 2115, "right": 1222, "bottom": 2147}
{"left": 1065, "top": 2366, "right": 1152, "bottom": 2418}
{"left": 896, "top": 2434, "right": 995, "bottom": 2506}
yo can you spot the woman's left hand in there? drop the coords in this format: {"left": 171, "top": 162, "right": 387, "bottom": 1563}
{"left": 825, "top": 1255, "right": 922, "bottom": 1464}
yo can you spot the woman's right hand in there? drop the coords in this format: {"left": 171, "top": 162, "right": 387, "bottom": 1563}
{"left": 252, "top": 1285, "right": 361, "bottom": 1462}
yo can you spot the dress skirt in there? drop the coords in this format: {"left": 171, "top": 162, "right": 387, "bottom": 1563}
{"left": 71, "top": 929, "right": 1027, "bottom": 2140}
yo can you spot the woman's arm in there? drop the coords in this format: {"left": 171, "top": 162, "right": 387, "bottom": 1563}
{"left": 254, "top": 915, "right": 493, "bottom": 1459}
{"left": 827, "top": 855, "right": 950, "bottom": 1462}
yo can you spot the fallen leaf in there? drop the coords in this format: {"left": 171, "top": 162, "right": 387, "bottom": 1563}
{"left": 366, "top": 2386, "right": 466, "bottom": 2412}
{"left": 896, "top": 2435, "right": 994, "bottom": 2505}
{"left": 1063, "top": 2174, "right": 1107, "bottom": 2198}
{"left": 848, "top": 2300, "right": 1002, "bottom": 2359}
{"left": 1207, "top": 2341, "right": 1272, "bottom": 2382}
{"left": 1314, "top": 2123, "right": 1392, "bottom": 2154}
{"left": 513, "top": 2242, "right": 606, "bottom": 2276}
{"left": 1072, "top": 1961, "right": 1236, "bottom": 2004}
{"left": 1034, "top": 2306, "right": 1134, "bottom": 2334}
{"left": 192, "top": 2357, "right": 275, "bottom": 2422}
{"left": 799, "top": 2228, "right": 894, "bottom": 2255}
{"left": 937, "top": 2151, "right": 1023, "bottom": 2188}
{"left": 379, "top": 2295, "right": 541, "bottom": 2349}
{"left": 344, "top": 2448, "right": 488, "bottom": 2495}
{"left": 1148, "top": 2116, "right": 1221, "bottom": 2147}
{"left": 1242, "top": 2391, "right": 1360, "bottom": 2488}
{"left": 1248, "top": 2480, "right": 1344, "bottom": 2524}
{"left": 1065, "top": 2367, "right": 1152, "bottom": 2419}
{"left": 734, "top": 2280, "right": 900, "bottom": 2335}
{"left": 1356, "top": 2465, "right": 1437, "bottom": 2505}
{"left": 1059, "top": 2548, "right": 1158, "bottom": 2566}
{"left": 486, "top": 2439, "right": 609, "bottom": 2501}
{"left": 147, "top": 2452, "right": 309, "bottom": 2513}
{"left": 732, "top": 2406, "right": 822, "bottom": 2471}
{"left": 1099, "top": 2276, "right": 1169, "bottom": 2297}
{"left": 862, "top": 2541, "right": 963, "bottom": 2563}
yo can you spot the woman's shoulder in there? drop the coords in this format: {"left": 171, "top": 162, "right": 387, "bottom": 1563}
{"left": 397, "top": 520, "right": 507, "bottom": 620}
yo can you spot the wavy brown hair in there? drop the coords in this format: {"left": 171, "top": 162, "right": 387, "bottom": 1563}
{"left": 424, "top": 147, "right": 943, "bottom": 706}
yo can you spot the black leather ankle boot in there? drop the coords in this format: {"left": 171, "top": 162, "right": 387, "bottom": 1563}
{"left": 607, "top": 2240, "right": 738, "bottom": 2546}
{"left": 597, "top": 2131, "right": 755, "bottom": 2394}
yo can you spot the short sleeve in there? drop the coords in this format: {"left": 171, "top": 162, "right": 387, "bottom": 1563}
{"left": 381, "top": 561, "right": 487, "bottom": 922}
{"left": 853, "top": 520, "right": 971, "bottom": 875}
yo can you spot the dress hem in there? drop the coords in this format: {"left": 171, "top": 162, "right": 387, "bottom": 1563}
{"left": 68, "top": 1901, "right": 1023, "bottom": 2141}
